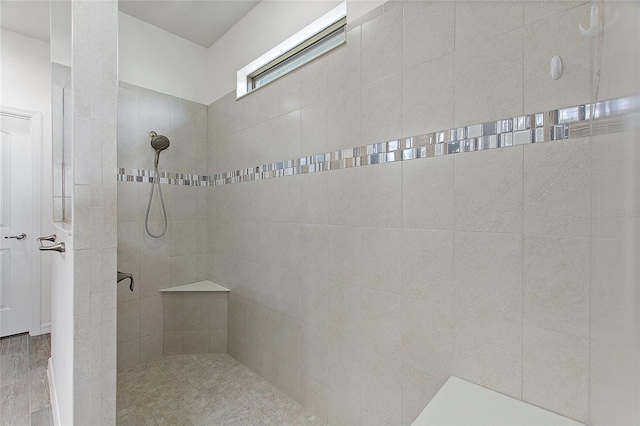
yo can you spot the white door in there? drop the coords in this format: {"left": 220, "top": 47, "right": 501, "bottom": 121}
{"left": 0, "top": 113, "right": 32, "bottom": 337}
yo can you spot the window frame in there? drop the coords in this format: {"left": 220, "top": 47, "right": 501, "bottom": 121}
{"left": 236, "top": 2, "right": 346, "bottom": 99}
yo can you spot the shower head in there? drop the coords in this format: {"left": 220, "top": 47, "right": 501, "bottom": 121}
{"left": 149, "top": 131, "right": 170, "bottom": 168}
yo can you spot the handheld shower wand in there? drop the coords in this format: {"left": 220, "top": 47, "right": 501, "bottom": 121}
{"left": 145, "top": 131, "right": 170, "bottom": 238}
{"left": 150, "top": 131, "right": 170, "bottom": 168}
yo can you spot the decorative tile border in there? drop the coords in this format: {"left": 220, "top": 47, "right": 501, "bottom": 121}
{"left": 117, "top": 169, "right": 210, "bottom": 186}
{"left": 118, "top": 96, "right": 639, "bottom": 187}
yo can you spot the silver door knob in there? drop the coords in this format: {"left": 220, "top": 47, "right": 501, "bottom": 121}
{"left": 4, "top": 233, "right": 27, "bottom": 240}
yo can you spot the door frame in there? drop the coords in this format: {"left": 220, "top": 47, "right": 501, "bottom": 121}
{"left": 1, "top": 106, "right": 42, "bottom": 336}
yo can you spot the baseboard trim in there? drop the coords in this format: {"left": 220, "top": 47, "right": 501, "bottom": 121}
{"left": 47, "top": 358, "right": 61, "bottom": 426}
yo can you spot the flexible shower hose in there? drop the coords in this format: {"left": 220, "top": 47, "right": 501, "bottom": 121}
{"left": 144, "top": 164, "right": 168, "bottom": 238}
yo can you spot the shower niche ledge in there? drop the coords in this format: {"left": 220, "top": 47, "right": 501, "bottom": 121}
{"left": 159, "top": 280, "right": 230, "bottom": 292}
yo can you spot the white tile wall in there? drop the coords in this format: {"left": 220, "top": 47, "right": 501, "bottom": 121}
{"left": 454, "top": 232, "right": 523, "bottom": 322}
{"left": 523, "top": 137, "right": 591, "bottom": 237}
{"left": 327, "top": 167, "right": 362, "bottom": 226}
{"left": 361, "top": 72, "right": 402, "bottom": 144}
{"left": 523, "top": 325, "right": 589, "bottom": 423}
{"left": 360, "top": 348, "right": 402, "bottom": 424}
{"left": 116, "top": 85, "right": 209, "bottom": 370}
{"left": 72, "top": 1, "right": 118, "bottom": 423}
{"left": 401, "top": 365, "right": 445, "bottom": 426}
{"left": 361, "top": 5, "right": 402, "bottom": 85}
{"left": 590, "top": 237, "right": 639, "bottom": 346}
{"left": 360, "top": 288, "right": 402, "bottom": 360}
{"left": 523, "top": 1, "right": 587, "bottom": 25}
{"left": 454, "top": 1, "right": 523, "bottom": 50}
{"left": 359, "top": 227, "right": 402, "bottom": 294}
{"left": 454, "top": 309, "right": 523, "bottom": 399}
{"left": 596, "top": 1, "right": 640, "bottom": 102}
{"left": 523, "top": 3, "right": 591, "bottom": 113}
{"left": 402, "top": 298, "right": 454, "bottom": 380}
{"left": 360, "top": 162, "right": 402, "bottom": 227}
{"left": 328, "top": 87, "right": 362, "bottom": 153}
{"left": 453, "top": 27, "right": 524, "bottom": 126}
{"left": 402, "top": 53, "right": 455, "bottom": 138}
{"left": 402, "top": 1, "right": 454, "bottom": 69}
{"left": 160, "top": 292, "right": 228, "bottom": 356}
{"left": 301, "top": 99, "right": 329, "bottom": 157}
{"left": 454, "top": 147, "right": 524, "bottom": 233}
{"left": 302, "top": 375, "right": 329, "bottom": 424}
{"left": 590, "top": 340, "right": 640, "bottom": 425}
{"left": 401, "top": 229, "right": 454, "bottom": 306}
{"left": 111, "top": 1, "right": 639, "bottom": 425}
{"left": 204, "top": 2, "right": 639, "bottom": 421}
{"left": 523, "top": 235, "right": 590, "bottom": 338}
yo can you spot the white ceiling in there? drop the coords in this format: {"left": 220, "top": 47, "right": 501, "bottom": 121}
{"left": 0, "top": 1, "right": 50, "bottom": 43}
{"left": 119, "top": 1, "right": 261, "bottom": 48}
{"left": 0, "top": 0, "right": 261, "bottom": 48}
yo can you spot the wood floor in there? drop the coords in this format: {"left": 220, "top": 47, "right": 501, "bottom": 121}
{"left": 0, "top": 333, "right": 52, "bottom": 426}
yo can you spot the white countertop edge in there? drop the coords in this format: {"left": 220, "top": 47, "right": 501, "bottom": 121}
{"left": 159, "top": 281, "right": 230, "bottom": 292}
{"left": 412, "top": 376, "right": 584, "bottom": 426}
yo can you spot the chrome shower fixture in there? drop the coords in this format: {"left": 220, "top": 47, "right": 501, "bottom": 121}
{"left": 149, "top": 131, "right": 170, "bottom": 168}
{"left": 145, "top": 130, "right": 170, "bottom": 238}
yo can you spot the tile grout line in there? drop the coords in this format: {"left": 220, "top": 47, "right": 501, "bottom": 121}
{"left": 399, "top": 4, "right": 405, "bottom": 421}
{"left": 521, "top": 7, "right": 526, "bottom": 402}
{"left": 451, "top": 0, "right": 458, "bottom": 385}
{"left": 521, "top": 138, "right": 526, "bottom": 402}
{"left": 518, "top": 6, "right": 527, "bottom": 391}
{"left": 520, "top": 9, "right": 525, "bottom": 403}
{"left": 586, "top": 88, "right": 595, "bottom": 425}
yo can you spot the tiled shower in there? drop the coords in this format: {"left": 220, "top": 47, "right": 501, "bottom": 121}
{"left": 116, "top": 1, "right": 639, "bottom": 425}
{"left": 116, "top": 84, "right": 213, "bottom": 366}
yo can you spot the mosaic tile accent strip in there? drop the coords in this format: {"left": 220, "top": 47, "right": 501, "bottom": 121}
{"left": 117, "top": 354, "right": 324, "bottom": 426}
{"left": 117, "top": 169, "right": 210, "bottom": 186}
{"left": 118, "top": 96, "right": 639, "bottom": 187}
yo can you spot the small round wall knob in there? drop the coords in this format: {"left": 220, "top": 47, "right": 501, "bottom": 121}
{"left": 551, "top": 56, "right": 563, "bottom": 80}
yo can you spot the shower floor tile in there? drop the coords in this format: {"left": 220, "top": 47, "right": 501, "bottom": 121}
{"left": 117, "top": 354, "right": 324, "bottom": 426}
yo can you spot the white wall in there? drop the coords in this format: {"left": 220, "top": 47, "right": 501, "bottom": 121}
{"left": 118, "top": 12, "right": 209, "bottom": 105}
{"left": 71, "top": 1, "right": 119, "bottom": 422}
{"left": 0, "top": 28, "right": 53, "bottom": 333}
{"left": 206, "top": 0, "right": 341, "bottom": 103}
{"left": 118, "top": 1, "right": 343, "bottom": 104}
{"left": 50, "top": 0, "right": 71, "bottom": 67}
{"left": 49, "top": 231, "right": 73, "bottom": 425}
